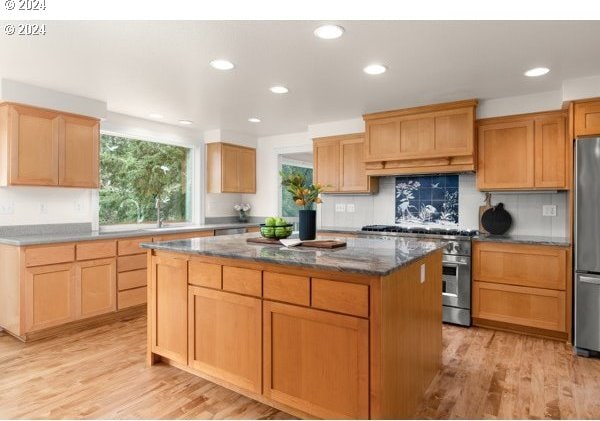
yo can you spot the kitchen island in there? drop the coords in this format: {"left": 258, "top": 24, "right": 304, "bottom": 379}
{"left": 142, "top": 233, "right": 444, "bottom": 419}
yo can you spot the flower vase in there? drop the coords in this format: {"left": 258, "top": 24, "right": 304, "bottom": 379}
{"left": 238, "top": 210, "right": 248, "bottom": 223}
{"left": 298, "top": 209, "right": 316, "bottom": 241}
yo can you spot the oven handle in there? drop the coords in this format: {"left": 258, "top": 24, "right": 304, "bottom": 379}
{"left": 443, "top": 260, "right": 469, "bottom": 267}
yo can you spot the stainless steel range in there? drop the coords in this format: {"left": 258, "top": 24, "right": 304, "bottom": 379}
{"left": 360, "top": 225, "right": 477, "bottom": 326}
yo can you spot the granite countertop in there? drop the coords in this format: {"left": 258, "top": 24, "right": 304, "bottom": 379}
{"left": 473, "top": 234, "right": 571, "bottom": 247}
{"left": 141, "top": 232, "right": 446, "bottom": 276}
{"left": 0, "top": 223, "right": 260, "bottom": 246}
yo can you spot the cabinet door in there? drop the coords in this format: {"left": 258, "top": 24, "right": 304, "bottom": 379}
{"left": 313, "top": 138, "right": 340, "bottom": 191}
{"left": 76, "top": 258, "right": 116, "bottom": 319}
{"left": 149, "top": 254, "right": 188, "bottom": 364}
{"left": 365, "top": 117, "right": 401, "bottom": 160}
{"left": 574, "top": 100, "right": 600, "bottom": 137}
{"left": 188, "top": 286, "right": 262, "bottom": 393}
{"left": 477, "top": 120, "right": 535, "bottom": 189}
{"left": 25, "top": 263, "right": 76, "bottom": 332}
{"left": 339, "top": 136, "right": 368, "bottom": 192}
{"left": 220, "top": 144, "right": 239, "bottom": 192}
{"left": 399, "top": 117, "right": 435, "bottom": 155}
{"left": 534, "top": 115, "right": 566, "bottom": 188}
{"left": 237, "top": 147, "right": 256, "bottom": 193}
{"left": 59, "top": 115, "right": 99, "bottom": 187}
{"left": 8, "top": 104, "right": 60, "bottom": 186}
{"left": 263, "top": 301, "right": 369, "bottom": 419}
{"left": 434, "top": 108, "right": 474, "bottom": 156}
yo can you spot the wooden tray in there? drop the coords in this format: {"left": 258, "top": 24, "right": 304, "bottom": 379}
{"left": 246, "top": 237, "right": 346, "bottom": 249}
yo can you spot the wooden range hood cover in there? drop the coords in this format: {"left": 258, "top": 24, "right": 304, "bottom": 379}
{"left": 362, "top": 99, "right": 478, "bottom": 176}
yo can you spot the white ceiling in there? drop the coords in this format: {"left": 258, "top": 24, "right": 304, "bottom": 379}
{"left": 1, "top": 21, "right": 600, "bottom": 137}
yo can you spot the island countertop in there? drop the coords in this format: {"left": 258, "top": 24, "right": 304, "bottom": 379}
{"left": 141, "top": 232, "right": 446, "bottom": 276}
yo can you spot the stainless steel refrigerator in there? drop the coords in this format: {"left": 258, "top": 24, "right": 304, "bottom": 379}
{"left": 575, "top": 136, "right": 600, "bottom": 355}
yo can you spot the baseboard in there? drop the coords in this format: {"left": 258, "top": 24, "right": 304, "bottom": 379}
{"left": 473, "top": 317, "right": 569, "bottom": 342}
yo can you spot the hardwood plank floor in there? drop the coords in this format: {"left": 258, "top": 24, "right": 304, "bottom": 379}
{"left": 1, "top": 315, "right": 600, "bottom": 419}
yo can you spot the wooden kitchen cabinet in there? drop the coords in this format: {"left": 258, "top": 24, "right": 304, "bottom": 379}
{"left": 188, "top": 286, "right": 262, "bottom": 394}
{"left": 0, "top": 102, "right": 100, "bottom": 188}
{"left": 363, "top": 99, "right": 477, "bottom": 175}
{"left": 313, "top": 133, "right": 378, "bottom": 194}
{"left": 574, "top": 98, "right": 600, "bottom": 136}
{"left": 207, "top": 142, "right": 256, "bottom": 193}
{"left": 25, "top": 263, "right": 76, "bottom": 332}
{"left": 149, "top": 254, "right": 188, "bottom": 364}
{"left": 477, "top": 111, "right": 568, "bottom": 190}
{"left": 76, "top": 258, "right": 117, "bottom": 319}
{"left": 263, "top": 301, "right": 369, "bottom": 419}
{"left": 472, "top": 241, "right": 570, "bottom": 340}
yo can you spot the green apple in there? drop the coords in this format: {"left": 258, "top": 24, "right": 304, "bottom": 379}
{"left": 275, "top": 217, "right": 286, "bottom": 226}
{"left": 285, "top": 227, "right": 293, "bottom": 235}
{"left": 265, "top": 217, "right": 276, "bottom": 227}
{"left": 261, "top": 226, "right": 275, "bottom": 238}
{"left": 275, "top": 227, "right": 288, "bottom": 238}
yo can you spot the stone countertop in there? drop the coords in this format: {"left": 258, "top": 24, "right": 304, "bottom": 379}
{"left": 141, "top": 232, "right": 446, "bottom": 276}
{"left": 0, "top": 223, "right": 260, "bottom": 246}
{"left": 473, "top": 234, "right": 571, "bottom": 247}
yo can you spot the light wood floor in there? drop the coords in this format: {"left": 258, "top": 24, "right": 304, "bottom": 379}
{"left": 1, "top": 315, "right": 600, "bottom": 420}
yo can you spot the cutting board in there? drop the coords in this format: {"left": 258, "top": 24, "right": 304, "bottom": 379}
{"left": 247, "top": 237, "right": 346, "bottom": 249}
{"left": 478, "top": 192, "right": 492, "bottom": 234}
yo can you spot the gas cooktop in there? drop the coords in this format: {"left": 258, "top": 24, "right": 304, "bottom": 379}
{"left": 361, "top": 225, "right": 479, "bottom": 237}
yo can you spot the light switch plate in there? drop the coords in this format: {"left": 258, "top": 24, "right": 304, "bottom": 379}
{"left": 346, "top": 204, "right": 355, "bottom": 213}
{"left": 0, "top": 202, "right": 14, "bottom": 215}
{"left": 542, "top": 205, "right": 557, "bottom": 217}
{"left": 335, "top": 203, "right": 346, "bottom": 212}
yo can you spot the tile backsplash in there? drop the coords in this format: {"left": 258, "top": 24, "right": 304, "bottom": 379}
{"left": 318, "top": 173, "right": 568, "bottom": 238}
{"left": 395, "top": 175, "right": 459, "bottom": 225}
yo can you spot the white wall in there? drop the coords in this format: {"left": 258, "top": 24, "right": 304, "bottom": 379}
{"left": 477, "top": 90, "right": 563, "bottom": 119}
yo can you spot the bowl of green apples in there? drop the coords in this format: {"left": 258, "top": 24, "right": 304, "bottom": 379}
{"left": 260, "top": 217, "right": 293, "bottom": 239}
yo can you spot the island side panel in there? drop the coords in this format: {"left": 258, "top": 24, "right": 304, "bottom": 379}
{"left": 0, "top": 244, "right": 22, "bottom": 336}
{"left": 375, "top": 250, "right": 443, "bottom": 419}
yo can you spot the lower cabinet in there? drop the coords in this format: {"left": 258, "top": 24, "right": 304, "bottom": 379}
{"left": 150, "top": 254, "right": 188, "bottom": 364}
{"left": 263, "top": 301, "right": 369, "bottom": 419}
{"left": 77, "top": 258, "right": 116, "bottom": 318}
{"left": 25, "top": 263, "right": 77, "bottom": 332}
{"left": 188, "top": 286, "right": 262, "bottom": 394}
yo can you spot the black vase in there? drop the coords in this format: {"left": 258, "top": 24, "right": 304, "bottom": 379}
{"left": 298, "top": 209, "right": 316, "bottom": 241}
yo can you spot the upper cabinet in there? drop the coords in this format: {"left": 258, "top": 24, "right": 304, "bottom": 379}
{"left": 207, "top": 142, "right": 256, "bottom": 194}
{"left": 574, "top": 98, "right": 600, "bottom": 137}
{"left": 477, "top": 111, "right": 567, "bottom": 191}
{"left": 0, "top": 103, "right": 100, "bottom": 188}
{"left": 313, "top": 133, "right": 378, "bottom": 194}
{"left": 362, "top": 99, "right": 477, "bottom": 176}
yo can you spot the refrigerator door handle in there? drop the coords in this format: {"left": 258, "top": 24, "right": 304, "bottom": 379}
{"left": 579, "top": 276, "right": 600, "bottom": 285}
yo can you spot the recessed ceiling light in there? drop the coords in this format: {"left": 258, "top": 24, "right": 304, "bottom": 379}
{"left": 209, "top": 59, "right": 235, "bottom": 70}
{"left": 524, "top": 67, "right": 550, "bottom": 77}
{"left": 248, "top": 117, "right": 261, "bottom": 123}
{"left": 314, "top": 24, "right": 345, "bottom": 40}
{"left": 178, "top": 120, "right": 193, "bottom": 125}
{"left": 363, "top": 64, "right": 387, "bottom": 75}
{"left": 270, "top": 86, "right": 289, "bottom": 94}
{"left": 149, "top": 113, "right": 163, "bottom": 119}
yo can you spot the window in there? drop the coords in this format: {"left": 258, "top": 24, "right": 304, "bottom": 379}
{"left": 280, "top": 163, "right": 313, "bottom": 217}
{"left": 99, "top": 133, "right": 192, "bottom": 226}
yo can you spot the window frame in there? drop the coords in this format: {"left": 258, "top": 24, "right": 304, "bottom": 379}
{"left": 278, "top": 156, "right": 313, "bottom": 221}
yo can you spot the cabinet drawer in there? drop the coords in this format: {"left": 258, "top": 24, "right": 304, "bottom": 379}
{"left": 189, "top": 261, "right": 221, "bottom": 289}
{"left": 222, "top": 266, "right": 262, "bottom": 297}
{"left": 25, "top": 244, "right": 75, "bottom": 267}
{"left": 117, "top": 237, "right": 152, "bottom": 256}
{"left": 473, "top": 242, "right": 567, "bottom": 290}
{"left": 118, "top": 269, "right": 147, "bottom": 291}
{"left": 311, "top": 278, "right": 369, "bottom": 318}
{"left": 117, "top": 254, "right": 147, "bottom": 272}
{"left": 76, "top": 240, "right": 116, "bottom": 261}
{"left": 153, "top": 230, "right": 214, "bottom": 242}
{"left": 263, "top": 272, "right": 309, "bottom": 306}
{"left": 473, "top": 281, "right": 566, "bottom": 332}
{"left": 118, "top": 286, "right": 147, "bottom": 309}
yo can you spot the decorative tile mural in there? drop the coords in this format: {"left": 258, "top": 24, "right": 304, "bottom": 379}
{"left": 395, "top": 175, "right": 459, "bottom": 224}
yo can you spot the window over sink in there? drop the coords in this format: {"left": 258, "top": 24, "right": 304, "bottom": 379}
{"left": 99, "top": 133, "right": 192, "bottom": 226}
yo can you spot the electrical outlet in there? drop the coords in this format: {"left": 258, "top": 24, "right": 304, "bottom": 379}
{"left": 74, "top": 201, "right": 83, "bottom": 213}
{"left": 420, "top": 264, "right": 426, "bottom": 283}
{"left": 39, "top": 203, "right": 48, "bottom": 214}
{"left": 542, "top": 205, "right": 557, "bottom": 217}
{"left": 346, "top": 204, "right": 355, "bottom": 213}
{"left": 0, "top": 202, "right": 14, "bottom": 215}
{"left": 335, "top": 203, "right": 346, "bottom": 212}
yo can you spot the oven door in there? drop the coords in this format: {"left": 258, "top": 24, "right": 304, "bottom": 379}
{"left": 442, "top": 255, "right": 471, "bottom": 309}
